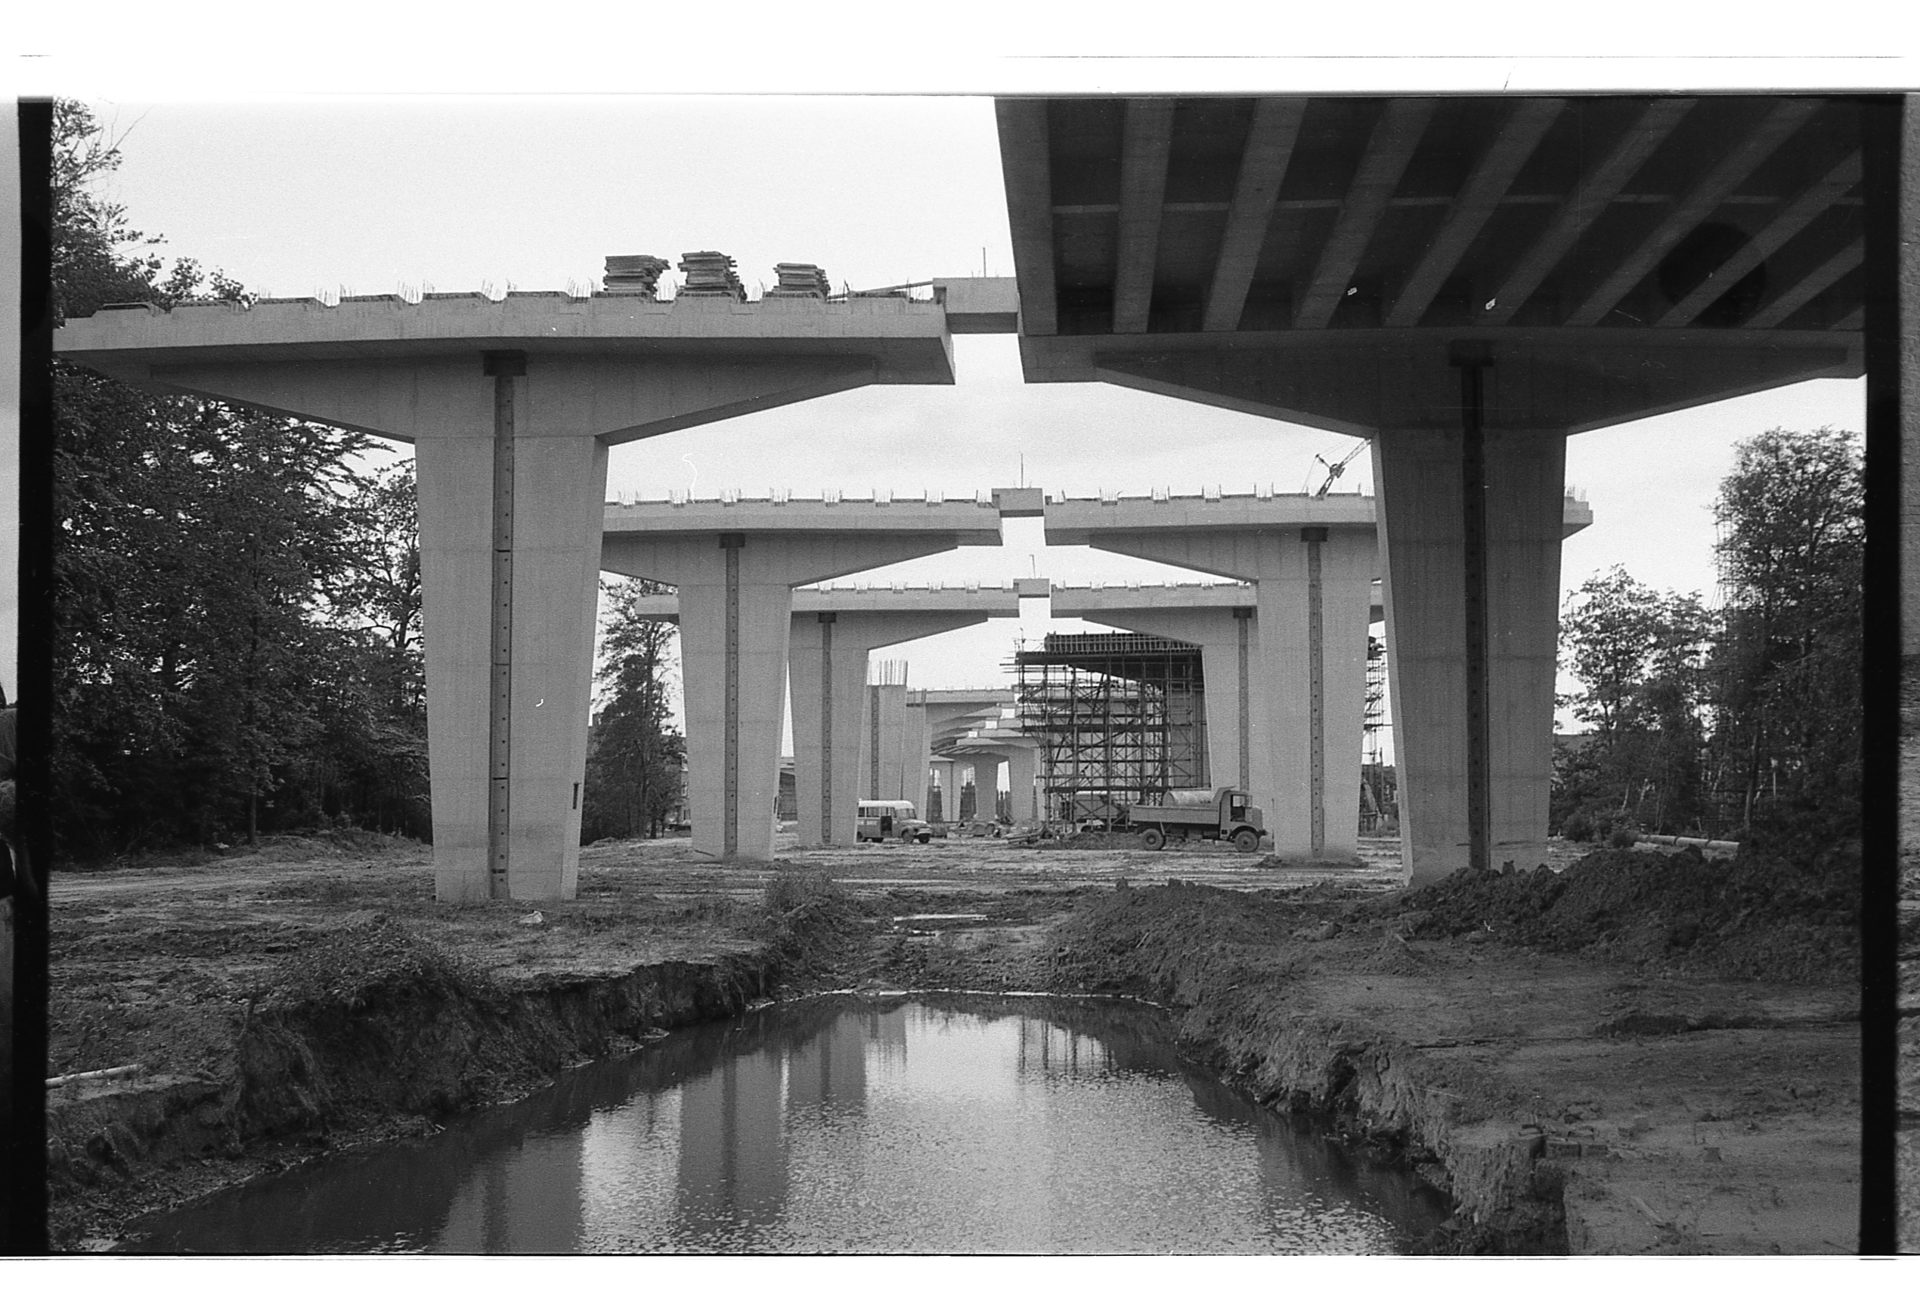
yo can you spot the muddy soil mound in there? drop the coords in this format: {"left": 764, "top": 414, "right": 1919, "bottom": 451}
{"left": 1392, "top": 848, "right": 1858, "bottom": 983}
{"left": 1047, "top": 881, "right": 1305, "bottom": 1004}
{"left": 751, "top": 872, "right": 872, "bottom": 994}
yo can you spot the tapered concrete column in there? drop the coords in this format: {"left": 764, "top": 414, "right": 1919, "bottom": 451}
{"left": 861, "top": 682, "right": 909, "bottom": 801}
{"left": 417, "top": 429, "right": 607, "bottom": 903}
{"left": 905, "top": 701, "right": 932, "bottom": 816}
{"left": 788, "top": 612, "right": 985, "bottom": 845}
{"left": 1374, "top": 430, "right": 1567, "bottom": 883}
{"left": 679, "top": 557, "right": 792, "bottom": 862}
{"left": 968, "top": 757, "right": 1004, "bottom": 820}
{"left": 930, "top": 758, "right": 958, "bottom": 822}
{"left": 1007, "top": 746, "right": 1038, "bottom": 823}
{"left": 1255, "top": 530, "right": 1375, "bottom": 861}
{"left": 788, "top": 613, "right": 860, "bottom": 846}
{"left": 598, "top": 541, "right": 818, "bottom": 863}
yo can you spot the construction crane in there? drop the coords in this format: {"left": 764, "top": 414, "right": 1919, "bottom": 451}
{"left": 1312, "top": 439, "right": 1370, "bottom": 497}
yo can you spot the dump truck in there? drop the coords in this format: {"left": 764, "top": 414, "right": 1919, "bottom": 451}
{"left": 1127, "top": 787, "right": 1265, "bottom": 853}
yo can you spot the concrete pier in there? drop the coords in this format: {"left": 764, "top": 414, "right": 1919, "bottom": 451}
{"left": 802, "top": 588, "right": 1018, "bottom": 843}
{"left": 1374, "top": 434, "right": 1569, "bottom": 878}
{"left": 996, "top": 93, "right": 1870, "bottom": 883}
{"left": 1046, "top": 494, "right": 1381, "bottom": 861}
{"left": 947, "top": 727, "right": 1041, "bottom": 823}
{"left": 1049, "top": 493, "right": 1585, "bottom": 868}
{"left": 929, "top": 757, "right": 959, "bottom": 821}
{"left": 58, "top": 287, "right": 964, "bottom": 899}
{"left": 922, "top": 690, "right": 1019, "bottom": 816}
{"left": 965, "top": 756, "right": 1004, "bottom": 820}
{"left": 600, "top": 498, "right": 1003, "bottom": 861}
{"left": 621, "top": 584, "right": 1023, "bottom": 846}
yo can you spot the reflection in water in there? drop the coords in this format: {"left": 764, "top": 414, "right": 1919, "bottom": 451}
{"left": 119, "top": 997, "right": 1450, "bottom": 1254}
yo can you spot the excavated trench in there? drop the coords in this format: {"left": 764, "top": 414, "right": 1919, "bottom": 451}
{"left": 47, "top": 917, "right": 1551, "bottom": 1252}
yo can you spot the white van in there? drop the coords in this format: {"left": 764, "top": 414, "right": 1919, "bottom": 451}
{"left": 856, "top": 800, "right": 932, "bottom": 843}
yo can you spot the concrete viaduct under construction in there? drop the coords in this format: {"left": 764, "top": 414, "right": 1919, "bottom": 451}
{"left": 611, "top": 489, "right": 1591, "bottom": 869}
{"left": 56, "top": 92, "right": 1891, "bottom": 898}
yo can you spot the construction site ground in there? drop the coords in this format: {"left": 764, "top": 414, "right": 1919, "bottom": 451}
{"left": 45, "top": 826, "right": 1862, "bottom": 1253}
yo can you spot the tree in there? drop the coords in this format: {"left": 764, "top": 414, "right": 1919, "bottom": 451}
{"left": 50, "top": 99, "right": 429, "bottom": 854}
{"left": 1709, "top": 426, "right": 1863, "bottom": 845}
{"left": 52, "top": 101, "right": 249, "bottom": 323}
{"left": 327, "top": 461, "right": 425, "bottom": 720}
{"left": 1555, "top": 566, "right": 1711, "bottom": 836}
{"left": 582, "top": 580, "right": 684, "bottom": 841}
{"left": 304, "top": 460, "right": 430, "bottom": 837}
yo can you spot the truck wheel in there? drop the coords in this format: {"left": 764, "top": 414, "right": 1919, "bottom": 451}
{"left": 1141, "top": 828, "right": 1166, "bottom": 851}
{"left": 1233, "top": 829, "right": 1259, "bottom": 854}
{"left": 917, "top": 832, "right": 931, "bottom": 844}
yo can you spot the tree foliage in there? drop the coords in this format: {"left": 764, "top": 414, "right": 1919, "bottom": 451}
{"left": 1555, "top": 427, "right": 1862, "bottom": 859}
{"left": 51, "top": 99, "right": 429, "bottom": 857}
{"left": 1709, "top": 426, "right": 1863, "bottom": 848}
{"left": 581, "top": 580, "right": 684, "bottom": 841}
{"left": 1555, "top": 566, "right": 1711, "bottom": 837}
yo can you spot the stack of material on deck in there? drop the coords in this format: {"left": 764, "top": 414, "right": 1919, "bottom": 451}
{"left": 766, "top": 262, "right": 831, "bottom": 299}
{"left": 676, "top": 250, "right": 746, "bottom": 300}
{"left": 602, "top": 255, "right": 669, "bottom": 296}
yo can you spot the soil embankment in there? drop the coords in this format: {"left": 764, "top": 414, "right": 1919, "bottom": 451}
{"left": 45, "top": 830, "right": 1860, "bottom": 1253}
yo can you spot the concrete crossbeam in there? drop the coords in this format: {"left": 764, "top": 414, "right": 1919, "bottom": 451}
{"left": 1051, "top": 580, "right": 1386, "bottom": 623}
{"left": 58, "top": 292, "right": 959, "bottom": 431}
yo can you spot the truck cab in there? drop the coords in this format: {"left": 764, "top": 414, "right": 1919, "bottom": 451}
{"left": 1127, "top": 787, "right": 1266, "bottom": 853}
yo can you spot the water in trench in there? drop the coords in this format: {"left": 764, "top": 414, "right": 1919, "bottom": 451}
{"left": 117, "top": 996, "right": 1452, "bottom": 1254}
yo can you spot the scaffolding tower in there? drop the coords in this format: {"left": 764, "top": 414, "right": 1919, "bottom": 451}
{"left": 1013, "top": 632, "right": 1206, "bottom": 823}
